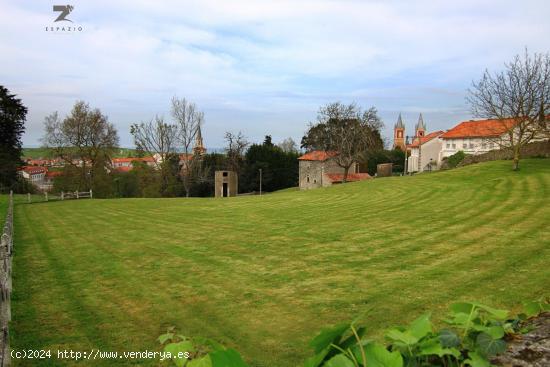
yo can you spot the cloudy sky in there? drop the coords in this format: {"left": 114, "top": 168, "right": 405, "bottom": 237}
{"left": 1, "top": 0, "right": 549, "bottom": 148}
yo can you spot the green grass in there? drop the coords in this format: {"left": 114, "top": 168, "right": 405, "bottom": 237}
{"left": 22, "top": 147, "right": 138, "bottom": 159}
{"left": 0, "top": 195, "right": 8, "bottom": 224}
{"left": 11, "top": 159, "right": 550, "bottom": 366}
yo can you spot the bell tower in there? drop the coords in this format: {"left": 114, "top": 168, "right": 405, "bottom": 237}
{"left": 193, "top": 124, "right": 206, "bottom": 156}
{"left": 393, "top": 113, "right": 405, "bottom": 151}
{"left": 415, "top": 113, "right": 426, "bottom": 138}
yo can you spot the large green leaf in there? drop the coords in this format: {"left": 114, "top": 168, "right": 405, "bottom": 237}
{"left": 209, "top": 349, "right": 249, "bottom": 367}
{"left": 439, "top": 329, "right": 460, "bottom": 348}
{"left": 158, "top": 332, "right": 175, "bottom": 344}
{"left": 473, "top": 303, "right": 508, "bottom": 320}
{"left": 523, "top": 301, "right": 550, "bottom": 317}
{"left": 323, "top": 354, "right": 355, "bottom": 367}
{"left": 303, "top": 347, "right": 330, "bottom": 367}
{"left": 188, "top": 356, "right": 212, "bottom": 367}
{"left": 385, "top": 329, "right": 418, "bottom": 346}
{"left": 164, "top": 341, "right": 194, "bottom": 367}
{"left": 409, "top": 313, "right": 432, "bottom": 340}
{"left": 475, "top": 332, "right": 506, "bottom": 357}
{"left": 464, "top": 351, "right": 491, "bottom": 367}
{"left": 363, "top": 343, "right": 403, "bottom": 367}
{"left": 418, "top": 337, "right": 460, "bottom": 358}
{"left": 451, "top": 302, "right": 476, "bottom": 314}
{"left": 309, "top": 324, "right": 349, "bottom": 354}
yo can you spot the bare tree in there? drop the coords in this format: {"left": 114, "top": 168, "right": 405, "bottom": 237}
{"left": 224, "top": 131, "right": 249, "bottom": 172}
{"left": 278, "top": 137, "right": 299, "bottom": 153}
{"left": 42, "top": 101, "right": 119, "bottom": 189}
{"left": 130, "top": 116, "right": 178, "bottom": 194}
{"left": 302, "top": 102, "right": 384, "bottom": 182}
{"left": 467, "top": 50, "right": 550, "bottom": 170}
{"left": 130, "top": 116, "right": 177, "bottom": 168}
{"left": 171, "top": 96, "right": 204, "bottom": 197}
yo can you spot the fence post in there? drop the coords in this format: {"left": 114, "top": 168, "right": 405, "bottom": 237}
{"left": 76, "top": 191, "right": 79, "bottom": 199}
{"left": 61, "top": 191, "right": 64, "bottom": 200}
{"left": 45, "top": 192, "right": 48, "bottom": 202}
{"left": 27, "top": 193, "right": 30, "bottom": 203}
{"left": 90, "top": 189, "right": 93, "bottom": 199}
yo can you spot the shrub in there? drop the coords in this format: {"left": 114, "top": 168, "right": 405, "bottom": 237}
{"left": 446, "top": 151, "right": 467, "bottom": 169}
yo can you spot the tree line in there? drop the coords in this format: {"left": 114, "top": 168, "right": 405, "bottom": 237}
{"left": 1, "top": 50, "right": 549, "bottom": 194}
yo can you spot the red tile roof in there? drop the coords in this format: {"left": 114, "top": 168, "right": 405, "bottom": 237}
{"left": 440, "top": 118, "right": 519, "bottom": 139}
{"left": 298, "top": 150, "right": 338, "bottom": 161}
{"left": 21, "top": 166, "right": 47, "bottom": 174}
{"left": 407, "top": 131, "right": 445, "bottom": 148}
{"left": 45, "top": 171, "right": 63, "bottom": 178}
{"left": 114, "top": 166, "right": 133, "bottom": 173}
{"left": 112, "top": 157, "right": 155, "bottom": 163}
{"left": 325, "top": 173, "right": 372, "bottom": 182}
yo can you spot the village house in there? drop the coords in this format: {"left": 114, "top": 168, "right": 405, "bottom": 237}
{"left": 19, "top": 166, "right": 47, "bottom": 183}
{"left": 298, "top": 151, "right": 371, "bottom": 190}
{"left": 407, "top": 130, "right": 445, "bottom": 172}
{"left": 438, "top": 118, "right": 520, "bottom": 159}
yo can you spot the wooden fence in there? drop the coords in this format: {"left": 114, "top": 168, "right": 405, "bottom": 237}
{"left": 0, "top": 191, "right": 14, "bottom": 366}
{"left": 25, "top": 190, "right": 93, "bottom": 204}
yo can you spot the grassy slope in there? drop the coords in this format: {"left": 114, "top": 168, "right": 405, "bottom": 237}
{"left": 0, "top": 195, "right": 7, "bottom": 224}
{"left": 22, "top": 147, "right": 138, "bottom": 159}
{"left": 12, "top": 159, "right": 550, "bottom": 366}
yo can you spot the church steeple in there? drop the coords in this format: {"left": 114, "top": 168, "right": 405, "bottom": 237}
{"left": 393, "top": 113, "right": 406, "bottom": 151}
{"left": 193, "top": 124, "right": 206, "bottom": 155}
{"left": 415, "top": 113, "right": 426, "bottom": 138}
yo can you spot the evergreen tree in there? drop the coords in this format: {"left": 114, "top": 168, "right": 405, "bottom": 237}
{"left": 0, "top": 86, "right": 27, "bottom": 191}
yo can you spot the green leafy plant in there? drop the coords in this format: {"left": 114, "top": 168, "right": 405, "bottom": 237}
{"left": 158, "top": 327, "right": 249, "bottom": 367}
{"left": 302, "top": 299, "right": 548, "bottom": 367}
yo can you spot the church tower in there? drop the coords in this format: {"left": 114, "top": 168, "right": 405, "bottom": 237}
{"left": 393, "top": 113, "right": 406, "bottom": 151}
{"left": 193, "top": 124, "right": 206, "bottom": 156}
{"left": 415, "top": 113, "right": 426, "bottom": 138}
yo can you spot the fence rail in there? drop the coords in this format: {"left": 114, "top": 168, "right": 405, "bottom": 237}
{"left": 25, "top": 190, "right": 93, "bottom": 204}
{"left": 1, "top": 191, "right": 14, "bottom": 366}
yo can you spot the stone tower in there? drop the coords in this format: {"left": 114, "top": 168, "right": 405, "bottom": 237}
{"left": 393, "top": 113, "right": 406, "bottom": 151}
{"left": 193, "top": 124, "right": 206, "bottom": 155}
{"left": 415, "top": 113, "right": 426, "bottom": 138}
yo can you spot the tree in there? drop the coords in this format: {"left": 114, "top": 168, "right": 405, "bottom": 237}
{"left": 130, "top": 116, "right": 178, "bottom": 196}
{"left": 467, "top": 50, "right": 550, "bottom": 170}
{"left": 0, "top": 86, "right": 27, "bottom": 192}
{"left": 278, "top": 137, "right": 299, "bottom": 153}
{"left": 171, "top": 96, "right": 204, "bottom": 197}
{"left": 302, "top": 102, "right": 384, "bottom": 182}
{"left": 241, "top": 137, "right": 299, "bottom": 193}
{"left": 224, "top": 131, "right": 249, "bottom": 172}
{"left": 42, "top": 101, "right": 119, "bottom": 192}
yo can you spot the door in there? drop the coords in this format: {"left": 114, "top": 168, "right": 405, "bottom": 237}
{"left": 222, "top": 182, "right": 228, "bottom": 197}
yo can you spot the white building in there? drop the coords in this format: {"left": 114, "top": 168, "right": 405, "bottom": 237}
{"left": 439, "top": 118, "right": 519, "bottom": 159}
{"left": 19, "top": 166, "right": 47, "bottom": 183}
{"left": 407, "top": 131, "right": 445, "bottom": 172}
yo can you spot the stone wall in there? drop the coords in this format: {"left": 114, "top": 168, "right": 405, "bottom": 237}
{"left": 457, "top": 140, "right": 550, "bottom": 167}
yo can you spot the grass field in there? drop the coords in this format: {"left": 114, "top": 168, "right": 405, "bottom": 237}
{"left": 22, "top": 147, "right": 138, "bottom": 159}
{"left": 11, "top": 159, "right": 550, "bottom": 366}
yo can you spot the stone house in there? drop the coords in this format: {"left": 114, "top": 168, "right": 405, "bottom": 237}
{"left": 298, "top": 151, "right": 371, "bottom": 190}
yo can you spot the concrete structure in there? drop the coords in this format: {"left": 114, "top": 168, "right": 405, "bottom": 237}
{"left": 298, "top": 151, "right": 371, "bottom": 190}
{"left": 215, "top": 170, "right": 238, "bottom": 197}
{"left": 376, "top": 163, "right": 393, "bottom": 177}
{"left": 19, "top": 166, "right": 46, "bottom": 183}
{"left": 407, "top": 131, "right": 445, "bottom": 172}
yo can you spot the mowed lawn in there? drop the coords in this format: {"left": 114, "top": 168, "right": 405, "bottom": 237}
{"left": 11, "top": 159, "right": 550, "bottom": 366}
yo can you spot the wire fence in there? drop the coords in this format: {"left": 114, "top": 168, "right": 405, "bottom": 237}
{"left": 0, "top": 191, "right": 13, "bottom": 366}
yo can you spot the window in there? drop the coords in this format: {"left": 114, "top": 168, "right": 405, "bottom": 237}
{"left": 452, "top": 144, "right": 456, "bottom": 149}
{"left": 306, "top": 176, "right": 310, "bottom": 183}
{"left": 397, "top": 131, "right": 403, "bottom": 138}
{"left": 463, "top": 143, "right": 467, "bottom": 149}
{"left": 469, "top": 143, "right": 474, "bottom": 149}
{"left": 446, "top": 143, "right": 450, "bottom": 149}
{"left": 489, "top": 142, "right": 494, "bottom": 149}
{"left": 222, "top": 171, "right": 228, "bottom": 177}
{"left": 482, "top": 143, "right": 487, "bottom": 149}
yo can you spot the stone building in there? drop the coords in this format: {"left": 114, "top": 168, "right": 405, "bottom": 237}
{"left": 393, "top": 113, "right": 406, "bottom": 151}
{"left": 215, "top": 170, "right": 238, "bottom": 197}
{"left": 298, "top": 151, "right": 371, "bottom": 190}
